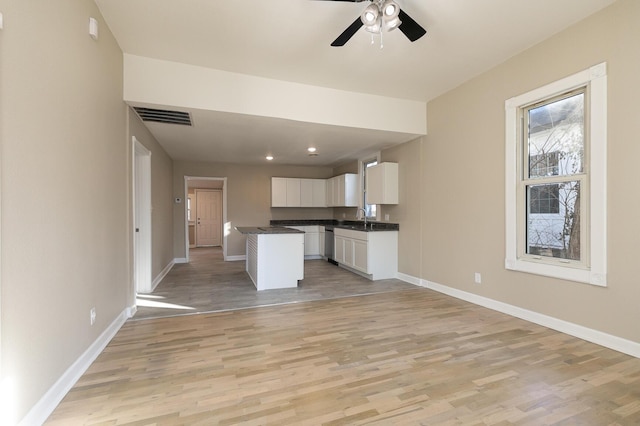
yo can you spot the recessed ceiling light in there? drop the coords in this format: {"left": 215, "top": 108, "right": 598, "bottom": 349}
{"left": 266, "top": 155, "right": 274, "bottom": 161}
{"left": 307, "top": 147, "right": 317, "bottom": 153}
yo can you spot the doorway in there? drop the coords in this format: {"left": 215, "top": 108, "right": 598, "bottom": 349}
{"left": 133, "top": 137, "right": 152, "bottom": 293}
{"left": 195, "top": 189, "right": 222, "bottom": 247}
{"left": 184, "top": 177, "right": 227, "bottom": 262}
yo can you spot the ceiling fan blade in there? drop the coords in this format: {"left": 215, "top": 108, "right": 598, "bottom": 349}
{"left": 331, "top": 17, "right": 363, "bottom": 46}
{"left": 398, "top": 9, "right": 427, "bottom": 42}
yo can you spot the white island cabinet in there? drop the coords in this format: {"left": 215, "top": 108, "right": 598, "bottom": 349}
{"left": 236, "top": 227, "right": 304, "bottom": 290}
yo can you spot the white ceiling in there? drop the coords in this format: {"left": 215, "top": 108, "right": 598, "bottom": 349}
{"left": 97, "top": 0, "right": 616, "bottom": 167}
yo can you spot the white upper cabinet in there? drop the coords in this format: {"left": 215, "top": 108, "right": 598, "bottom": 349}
{"left": 286, "top": 178, "right": 301, "bottom": 207}
{"left": 366, "top": 162, "right": 398, "bottom": 205}
{"left": 271, "top": 177, "right": 288, "bottom": 207}
{"left": 300, "top": 178, "right": 327, "bottom": 207}
{"left": 326, "top": 173, "right": 358, "bottom": 207}
{"left": 272, "top": 177, "right": 326, "bottom": 208}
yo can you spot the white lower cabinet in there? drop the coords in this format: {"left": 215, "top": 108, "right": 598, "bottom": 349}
{"left": 334, "top": 228, "right": 398, "bottom": 280}
{"left": 288, "top": 225, "right": 323, "bottom": 258}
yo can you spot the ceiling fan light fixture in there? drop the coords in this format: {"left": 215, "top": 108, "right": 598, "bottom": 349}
{"left": 385, "top": 16, "right": 402, "bottom": 31}
{"left": 364, "top": 18, "right": 381, "bottom": 34}
{"left": 382, "top": 1, "right": 400, "bottom": 20}
{"left": 360, "top": 4, "right": 379, "bottom": 26}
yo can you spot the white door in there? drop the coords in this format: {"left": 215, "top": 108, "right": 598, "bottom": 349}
{"left": 196, "top": 189, "right": 222, "bottom": 246}
{"left": 133, "top": 138, "right": 152, "bottom": 293}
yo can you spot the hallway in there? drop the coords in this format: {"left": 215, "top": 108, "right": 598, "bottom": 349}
{"left": 134, "top": 248, "right": 418, "bottom": 320}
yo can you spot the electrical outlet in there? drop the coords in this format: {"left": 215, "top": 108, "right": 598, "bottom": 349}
{"left": 384, "top": 214, "right": 390, "bottom": 221}
{"left": 474, "top": 273, "right": 482, "bottom": 284}
{"left": 90, "top": 307, "right": 96, "bottom": 325}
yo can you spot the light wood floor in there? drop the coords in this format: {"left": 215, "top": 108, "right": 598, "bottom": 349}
{"left": 133, "top": 248, "right": 417, "bottom": 320}
{"left": 46, "top": 267, "right": 640, "bottom": 424}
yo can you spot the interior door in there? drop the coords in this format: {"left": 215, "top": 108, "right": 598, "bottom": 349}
{"left": 133, "top": 138, "right": 152, "bottom": 293}
{"left": 196, "top": 189, "right": 222, "bottom": 246}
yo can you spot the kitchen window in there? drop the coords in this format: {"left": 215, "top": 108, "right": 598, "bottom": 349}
{"left": 505, "top": 63, "right": 607, "bottom": 286}
{"left": 362, "top": 158, "right": 378, "bottom": 218}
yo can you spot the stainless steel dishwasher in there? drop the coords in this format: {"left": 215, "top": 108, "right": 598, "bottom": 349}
{"left": 324, "top": 226, "right": 337, "bottom": 265}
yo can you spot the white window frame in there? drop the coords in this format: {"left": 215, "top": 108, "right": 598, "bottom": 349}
{"left": 359, "top": 153, "right": 380, "bottom": 220}
{"left": 505, "top": 62, "right": 607, "bottom": 286}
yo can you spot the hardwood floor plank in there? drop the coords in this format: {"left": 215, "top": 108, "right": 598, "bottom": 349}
{"left": 45, "top": 249, "right": 640, "bottom": 425}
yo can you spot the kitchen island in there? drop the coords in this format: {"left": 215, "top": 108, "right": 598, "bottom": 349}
{"left": 235, "top": 226, "right": 304, "bottom": 290}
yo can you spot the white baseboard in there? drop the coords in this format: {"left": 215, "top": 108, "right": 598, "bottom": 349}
{"left": 151, "top": 260, "right": 175, "bottom": 291}
{"left": 397, "top": 274, "right": 640, "bottom": 359}
{"left": 19, "top": 309, "right": 129, "bottom": 426}
{"left": 225, "top": 255, "right": 245, "bottom": 261}
{"left": 396, "top": 272, "right": 421, "bottom": 286}
{"left": 126, "top": 304, "right": 137, "bottom": 319}
{"left": 174, "top": 257, "right": 188, "bottom": 264}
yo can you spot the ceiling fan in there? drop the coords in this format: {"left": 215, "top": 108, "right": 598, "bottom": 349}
{"left": 320, "top": 0, "right": 427, "bottom": 47}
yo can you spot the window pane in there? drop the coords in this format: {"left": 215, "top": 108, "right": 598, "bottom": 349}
{"left": 363, "top": 159, "right": 378, "bottom": 218}
{"left": 526, "top": 181, "right": 581, "bottom": 260}
{"left": 528, "top": 93, "right": 584, "bottom": 178}
{"left": 529, "top": 184, "right": 559, "bottom": 214}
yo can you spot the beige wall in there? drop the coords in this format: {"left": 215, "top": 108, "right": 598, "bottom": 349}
{"left": 173, "top": 161, "right": 334, "bottom": 258}
{"left": 0, "top": 1, "right": 129, "bottom": 423}
{"left": 419, "top": 0, "right": 640, "bottom": 342}
{"left": 128, "top": 110, "right": 175, "bottom": 281}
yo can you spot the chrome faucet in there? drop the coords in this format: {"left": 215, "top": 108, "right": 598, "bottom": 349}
{"left": 357, "top": 208, "right": 368, "bottom": 227}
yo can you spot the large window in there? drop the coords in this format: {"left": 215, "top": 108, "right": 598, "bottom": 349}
{"left": 505, "top": 63, "right": 607, "bottom": 286}
{"left": 524, "top": 90, "right": 585, "bottom": 261}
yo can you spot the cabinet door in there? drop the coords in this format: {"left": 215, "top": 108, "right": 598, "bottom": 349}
{"left": 366, "top": 165, "right": 384, "bottom": 204}
{"left": 334, "top": 236, "right": 345, "bottom": 263}
{"left": 366, "top": 163, "right": 398, "bottom": 204}
{"left": 312, "top": 179, "right": 327, "bottom": 207}
{"left": 343, "top": 173, "right": 359, "bottom": 207}
{"left": 300, "top": 179, "right": 314, "bottom": 207}
{"left": 305, "top": 232, "right": 320, "bottom": 256}
{"left": 335, "top": 175, "right": 345, "bottom": 206}
{"left": 343, "top": 238, "right": 354, "bottom": 267}
{"left": 271, "top": 178, "right": 287, "bottom": 207}
{"left": 353, "top": 239, "right": 368, "bottom": 273}
{"left": 286, "top": 178, "right": 301, "bottom": 207}
{"left": 326, "top": 178, "right": 334, "bottom": 207}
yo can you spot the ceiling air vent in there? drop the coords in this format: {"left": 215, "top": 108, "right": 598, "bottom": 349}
{"left": 133, "top": 107, "right": 192, "bottom": 126}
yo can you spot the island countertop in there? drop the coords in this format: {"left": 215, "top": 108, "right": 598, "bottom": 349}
{"left": 235, "top": 226, "right": 305, "bottom": 235}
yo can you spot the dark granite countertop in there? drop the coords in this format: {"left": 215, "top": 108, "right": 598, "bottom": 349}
{"left": 270, "top": 219, "right": 399, "bottom": 232}
{"left": 236, "top": 226, "right": 305, "bottom": 235}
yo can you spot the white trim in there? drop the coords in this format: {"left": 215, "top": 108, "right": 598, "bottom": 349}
{"left": 151, "top": 259, "right": 175, "bottom": 291}
{"left": 505, "top": 62, "right": 607, "bottom": 285}
{"left": 18, "top": 309, "right": 129, "bottom": 426}
{"left": 174, "top": 257, "right": 188, "bottom": 264}
{"left": 126, "top": 305, "right": 137, "bottom": 319}
{"left": 396, "top": 272, "right": 421, "bottom": 286}
{"left": 225, "top": 255, "right": 246, "bottom": 262}
{"left": 358, "top": 153, "right": 381, "bottom": 220}
{"left": 396, "top": 273, "right": 640, "bottom": 359}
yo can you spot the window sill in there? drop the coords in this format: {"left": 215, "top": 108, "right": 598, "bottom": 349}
{"left": 505, "top": 257, "right": 606, "bottom": 287}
